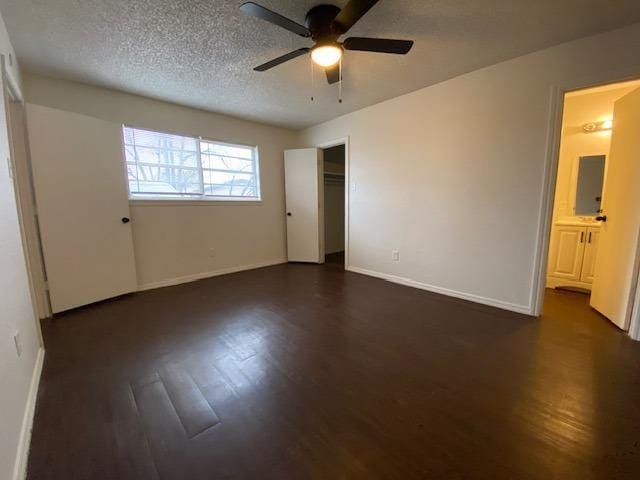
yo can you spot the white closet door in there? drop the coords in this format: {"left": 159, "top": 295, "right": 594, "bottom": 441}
{"left": 284, "top": 148, "right": 324, "bottom": 263}
{"left": 27, "top": 104, "right": 137, "bottom": 313}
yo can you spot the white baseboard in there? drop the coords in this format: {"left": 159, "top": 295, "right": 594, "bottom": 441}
{"left": 12, "top": 346, "right": 45, "bottom": 480}
{"left": 137, "top": 258, "right": 288, "bottom": 292}
{"left": 346, "top": 266, "right": 532, "bottom": 315}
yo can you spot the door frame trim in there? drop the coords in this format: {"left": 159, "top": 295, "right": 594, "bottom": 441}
{"left": 2, "top": 56, "right": 51, "bottom": 332}
{"left": 316, "top": 136, "right": 350, "bottom": 269}
{"left": 532, "top": 68, "right": 640, "bottom": 340}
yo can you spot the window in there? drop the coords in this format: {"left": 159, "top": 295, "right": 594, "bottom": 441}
{"left": 123, "top": 126, "right": 260, "bottom": 201}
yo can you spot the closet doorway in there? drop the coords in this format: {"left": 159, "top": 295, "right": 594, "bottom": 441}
{"left": 322, "top": 144, "right": 346, "bottom": 268}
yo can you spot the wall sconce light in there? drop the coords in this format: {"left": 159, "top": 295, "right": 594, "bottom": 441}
{"left": 582, "top": 119, "right": 613, "bottom": 133}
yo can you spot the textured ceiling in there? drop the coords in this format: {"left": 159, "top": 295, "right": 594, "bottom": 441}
{"left": 2, "top": 1, "right": 640, "bottom": 129}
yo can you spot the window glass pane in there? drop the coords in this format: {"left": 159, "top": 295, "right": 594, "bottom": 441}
{"left": 202, "top": 171, "right": 255, "bottom": 186}
{"left": 230, "top": 186, "right": 257, "bottom": 197}
{"left": 129, "top": 164, "right": 203, "bottom": 195}
{"left": 124, "top": 131, "right": 199, "bottom": 168}
{"left": 125, "top": 145, "right": 200, "bottom": 168}
{"left": 125, "top": 128, "right": 198, "bottom": 152}
{"left": 200, "top": 141, "right": 253, "bottom": 159}
{"left": 200, "top": 154, "right": 254, "bottom": 172}
{"left": 204, "top": 184, "right": 258, "bottom": 197}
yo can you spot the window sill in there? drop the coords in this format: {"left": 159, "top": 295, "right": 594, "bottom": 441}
{"left": 129, "top": 198, "right": 263, "bottom": 207}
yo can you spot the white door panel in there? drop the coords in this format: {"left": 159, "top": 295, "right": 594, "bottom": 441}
{"left": 27, "top": 104, "right": 137, "bottom": 313}
{"left": 284, "top": 148, "right": 323, "bottom": 263}
{"left": 590, "top": 87, "right": 640, "bottom": 330}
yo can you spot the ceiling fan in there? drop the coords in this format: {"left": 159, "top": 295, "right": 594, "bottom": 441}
{"left": 240, "top": 0, "right": 414, "bottom": 84}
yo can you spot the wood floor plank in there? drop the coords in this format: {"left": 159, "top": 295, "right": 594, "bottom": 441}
{"left": 130, "top": 373, "right": 193, "bottom": 479}
{"left": 158, "top": 362, "right": 220, "bottom": 438}
{"left": 110, "top": 382, "right": 161, "bottom": 480}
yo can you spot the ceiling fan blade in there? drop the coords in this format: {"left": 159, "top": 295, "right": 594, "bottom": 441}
{"left": 254, "top": 48, "right": 310, "bottom": 72}
{"left": 325, "top": 64, "right": 341, "bottom": 84}
{"left": 332, "top": 0, "right": 380, "bottom": 34}
{"left": 240, "top": 2, "right": 311, "bottom": 38}
{"left": 344, "top": 37, "right": 414, "bottom": 54}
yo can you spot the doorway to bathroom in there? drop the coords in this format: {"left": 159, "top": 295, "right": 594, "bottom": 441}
{"left": 544, "top": 78, "right": 640, "bottom": 333}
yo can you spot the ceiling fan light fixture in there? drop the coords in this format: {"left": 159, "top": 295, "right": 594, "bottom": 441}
{"left": 311, "top": 45, "right": 342, "bottom": 67}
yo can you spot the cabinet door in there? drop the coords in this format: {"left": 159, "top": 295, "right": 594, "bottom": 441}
{"left": 547, "top": 226, "right": 586, "bottom": 280}
{"left": 580, "top": 227, "right": 600, "bottom": 284}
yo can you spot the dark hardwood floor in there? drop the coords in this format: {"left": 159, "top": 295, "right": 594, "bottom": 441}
{"left": 28, "top": 264, "right": 640, "bottom": 479}
{"left": 325, "top": 251, "right": 345, "bottom": 265}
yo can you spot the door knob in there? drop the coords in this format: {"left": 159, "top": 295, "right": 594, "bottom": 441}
{"left": 121, "top": 217, "right": 131, "bottom": 223}
{"left": 287, "top": 212, "right": 292, "bottom": 216}
{"left": 595, "top": 215, "right": 607, "bottom": 222}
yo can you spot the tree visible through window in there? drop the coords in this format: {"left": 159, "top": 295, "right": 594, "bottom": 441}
{"left": 123, "top": 126, "right": 260, "bottom": 200}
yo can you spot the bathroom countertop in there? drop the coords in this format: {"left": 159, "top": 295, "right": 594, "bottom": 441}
{"left": 554, "top": 217, "right": 601, "bottom": 227}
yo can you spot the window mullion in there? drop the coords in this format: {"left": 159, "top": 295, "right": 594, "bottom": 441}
{"left": 253, "top": 148, "right": 259, "bottom": 196}
{"left": 196, "top": 137, "right": 205, "bottom": 196}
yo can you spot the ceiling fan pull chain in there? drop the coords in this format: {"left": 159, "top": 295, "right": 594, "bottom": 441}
{"left": 310, "top": 57, "right": 314, "bottom": 102}
{"left": 338, "top": 56, "right": 343, "bottom": 104}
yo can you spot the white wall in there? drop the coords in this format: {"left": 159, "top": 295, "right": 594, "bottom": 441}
{"left": 300, "top": 23, "right": 640, "bottom": 314}
{"left": 552, "top": 83, "right": 638, "bottom": 220}
{"left": 24, "top": 74, "right": 297, "bottom": 289}
{"left": 0, "top": 12, "right": 42, "bottom": 480}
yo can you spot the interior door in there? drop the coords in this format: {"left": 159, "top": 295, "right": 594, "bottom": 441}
{"left": 590, "top": 87, "right": 640, "bottom": 330}
{"left": 26, "top": 104, "right": 137, "bottom": 313}
{"left": 284, "top": 148, "right": 324, "bottom": 263}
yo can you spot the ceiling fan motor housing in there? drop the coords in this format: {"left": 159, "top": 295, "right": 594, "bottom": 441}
{"left": 305, "top": 4, "right": 342, "bottom": 41}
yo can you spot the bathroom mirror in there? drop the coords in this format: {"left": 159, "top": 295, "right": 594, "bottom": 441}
{"left": 575, "top": 154, "right": 605, "bottom": 215}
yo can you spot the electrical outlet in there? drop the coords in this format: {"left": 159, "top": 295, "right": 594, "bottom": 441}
{"left": 13, "top": 332, "right": 22, "bottom": 357}
{"left": 392, "top": 250, "right": 400, "bottom": 261}
{"left": 351, "top": 181, "right": 357, "bottom": 192}
{"left": 209, "top": 248, "right": 215, "bottom": 258}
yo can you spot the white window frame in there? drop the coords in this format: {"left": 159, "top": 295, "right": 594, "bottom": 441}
{"left": 122, "top": 125, "right": 262, "bottom": 204}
